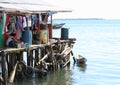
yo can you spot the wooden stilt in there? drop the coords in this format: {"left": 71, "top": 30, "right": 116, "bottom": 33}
{"left": 28, "top": 50, "right": 33, "bottom": 66}
{"left": 35, "top": 49, "right": 39, "bottom": 67}
{"left": 0, "top": 38, "right": 76, "bottom": 84}
{"left": 70, "top": 51, "right": 76, "bottom": 64}
{"left": 1, "top": 51, "right": 7, "bottom": 85}
{"left": 30, "top": 50, "right": 33, "bottom": 67}
{"left": 6, "top": 54, "right": 10, "bottom": 77}
{"left": 27, "top": 50, "right": 30, "bottom": 66}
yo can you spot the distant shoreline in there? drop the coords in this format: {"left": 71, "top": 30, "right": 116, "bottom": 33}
{"left": 53, "top": 18, "right": 120, "bottom": 21}
{"left": 53, "top": 18, "right": 105, "bottom": 20}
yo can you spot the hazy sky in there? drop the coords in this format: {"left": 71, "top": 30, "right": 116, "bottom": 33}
{"left": 52, "top": 0, "right": 120, "bottom": 19}
{"left": 1, "top": 0, "right": 120, "bottom": 19}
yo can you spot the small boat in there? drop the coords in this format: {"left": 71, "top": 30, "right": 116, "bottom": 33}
{"left": 76, "top": 55, "right": 87, "bottom": 65}
{"left": 53, "top": 23, "right": 65, "bottom": 29}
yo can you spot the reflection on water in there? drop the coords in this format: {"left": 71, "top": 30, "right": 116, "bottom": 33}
{"left": 13, "top": 62, "right": 87, "bottom": 85}
{"left": 76, "top": 64, "right": 87, "bottom": 72}
{"left": 13, "top": 66, "right": 72, "bottom": 85}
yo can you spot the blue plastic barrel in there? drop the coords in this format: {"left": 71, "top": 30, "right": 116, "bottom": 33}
{"left": 22, "top": 29, "right": 32, "bottom": 45}
{"left": 61, "top": 28, "right": 69, "bottom": 40}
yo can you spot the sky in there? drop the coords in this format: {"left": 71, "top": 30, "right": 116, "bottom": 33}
{"left": 51, "top": 0, "right": 120, "bottom": 19}
{"left": 1, "top": 0, "right": 120, "bottom": 19}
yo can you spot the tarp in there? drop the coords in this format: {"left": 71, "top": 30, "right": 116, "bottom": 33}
{"left": 0, "top": 0, "right": 72, "bottom": 14}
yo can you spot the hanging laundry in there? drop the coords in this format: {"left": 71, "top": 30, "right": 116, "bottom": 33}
{"left": 6, "top": 33, "right": 16, "bottom": 48}
{"left": 40, "top": 13, "right": 49, "bottom": 29}
{"left": 19, "top": 16, "right": 23, "bottom": 29}
{"left": 0, "top": 12, "right": 6, "bottom": 34}
{"left": 32, "top": 14, "right": 38, "bottom": 25}
{"left": 6, "top": 15, "right": 16, "bottom": 34}
{"left": 16, "top": 16, "right": 21, "bottom": 29}
{"left": 6, "top": 14, "right": 10, "bottom": 25}
{"left": 22, "top": 16, "right": 27, "bottom": 29}
{"left": 26, "top": 15, "right": 32, "bottom": 27}
{"left": 0, "top": 12, "right": 6, "bottom": 47}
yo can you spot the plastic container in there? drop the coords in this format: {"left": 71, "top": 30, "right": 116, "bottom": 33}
{"left": 39, "top": 29, "right": 48, "bottom": 44}
{"left": 61, "top": 28, "right": 69, "bottom": 40}
{"left": 22, "top": 29, "right": 32, "bottom": 46}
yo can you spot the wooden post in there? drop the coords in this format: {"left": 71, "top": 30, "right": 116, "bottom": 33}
{"left": 34, "top": 48, "right": 39, "bottom": 67}
{"left": 30, "top": 50, "right": 33, "bottom": 67}
{"left": 38, "top": 48, "right": 41, "bottom": 59}
{"left": 70, "top": 51, "right": 76, "bottom": 64}
{"left": 1, "top": 51, "right": 7, "bottom": 85}
{"left": 38, "top": 13, "right": 40, "bottom": 30}
{"left": 6, "top": 54, "right": 10, "bottom": 77}
{"left": 48, "top": 13, "right": 53, "bottom": 39}
{"left": 50, "top": 45, "right": 58, "bottom": 70}
{"left": 11, "top": 53, "right": 16, "bottom": 70}
{"left": 27, "top": 49, "right": 30, "bottom": 66}
{"left": 27, "top": 49, "right": 33, "bottom": 66}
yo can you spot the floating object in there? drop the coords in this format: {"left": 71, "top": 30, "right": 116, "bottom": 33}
{"left": 76, "top": 55, "right": 87, "bottom": 65}
{"left": 53, "top": 23, "right": 65, "bottom": 29}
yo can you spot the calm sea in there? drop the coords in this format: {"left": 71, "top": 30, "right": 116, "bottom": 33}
{"left": 3, "top": 19, "right": 120, "bottom": 85}
{"left": 53, "top": 19, "right": 120, "bottom": 85}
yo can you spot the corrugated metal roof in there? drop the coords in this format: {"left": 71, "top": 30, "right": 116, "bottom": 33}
{"left": 0, "top": 0, "right": 72, "bottom": 14}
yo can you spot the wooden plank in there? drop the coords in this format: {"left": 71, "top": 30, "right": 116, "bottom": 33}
{"left": 61, "top": 47, "right": 72, "bottom": 55}
{"left": 36, "top": 54, "right": 48, "bottom": 65}
{"left": 63, "top": 57, "right": 71, "bottom": 67}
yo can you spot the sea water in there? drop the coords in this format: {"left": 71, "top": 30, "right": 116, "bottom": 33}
{"left": 52, "top": 19, "right": 120, "bottom": 85}
{"left": 1, "top": 19, "right": 120, "bottom": 85}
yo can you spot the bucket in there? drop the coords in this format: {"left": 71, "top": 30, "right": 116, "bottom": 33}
{"left": 61, "top": 28, "right": 69, "bottom": 40}
{"left": 39, "top": 29, "right": 48, "bottom": 44}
